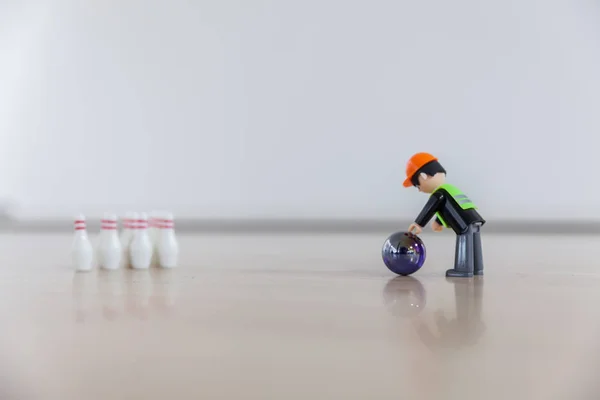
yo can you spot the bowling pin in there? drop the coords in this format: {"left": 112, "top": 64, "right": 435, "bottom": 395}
{"left": 120, "top": 212, "right": 136, "bottom": 267}
{"left": 157, "top": 212, "right": 179, "bottom": 268}
{"left": 72, "top": 214, "right": 94, "bottom": 272}
{"left": 129, "top": 212, "right": 152, "bottom": 269}
{"left": 95, "top": 222, "right": 106, "bottom": 266}
{"left": 98, "top": 213, "right": 122, "bottom": 270}
{"left": 119, "top": 211, "right": 135, "bottom": 247}
{"left": 149, "top": 210, "right": 160, "bottom": 267}
{"left": 96, "top": 212, "right": 112, "bottom": 266}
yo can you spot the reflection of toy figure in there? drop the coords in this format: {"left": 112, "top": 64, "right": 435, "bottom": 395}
{"left": 416, "top": 277, "right": 485, "bottom": 350}
{"left": 403, "top": 153, "right": 485, "bottom": 278}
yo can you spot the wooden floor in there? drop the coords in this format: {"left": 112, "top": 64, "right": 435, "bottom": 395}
{"left": 0, "top": 232, "right": 599, "bottom": 400}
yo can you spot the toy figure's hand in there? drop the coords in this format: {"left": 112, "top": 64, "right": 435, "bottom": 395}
{"left": 432, "top": 221, "right": 443, "bottom": 232}
{"left": 408, "top": 223, "right": 423, "bottom": 235}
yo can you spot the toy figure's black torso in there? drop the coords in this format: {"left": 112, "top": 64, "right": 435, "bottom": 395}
{"left": 414, "top": 188, "right": 485, "bottom": 235}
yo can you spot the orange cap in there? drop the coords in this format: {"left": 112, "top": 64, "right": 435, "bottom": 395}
{"left": 403, "top": 152, "right": 438, "bottom": 187}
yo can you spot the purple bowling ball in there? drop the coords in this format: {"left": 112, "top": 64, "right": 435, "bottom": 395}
{"left": 381, "top": 231, "right": 426, "bottom": 276}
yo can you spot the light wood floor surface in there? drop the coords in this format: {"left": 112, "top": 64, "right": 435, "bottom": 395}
{"left": 0, "top": 232, "right": 598, "bottom": 400}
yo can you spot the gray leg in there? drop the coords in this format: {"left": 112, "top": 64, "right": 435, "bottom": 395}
{"left": 473, "top": 224, "right": 484, "bottom": 275}
{"left": 446, "top": 225, "right": 474, "bottom": 278}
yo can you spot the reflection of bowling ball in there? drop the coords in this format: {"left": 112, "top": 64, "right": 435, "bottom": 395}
{"left": 382, "top": 276, "right": 426, "bottom": 318}
{"left": 381, "top": 231, "right": 426, "bottom": 276}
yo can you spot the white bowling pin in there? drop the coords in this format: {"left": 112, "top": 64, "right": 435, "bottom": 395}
{"left": 98, "top": 213, "right": 122, "bottom": 270}
{"left": 72, "top": 214, "right": 94, "bottom": 272}
{"left": 96, "top": 212, "right": 113, "bottom": 265}
{"left": 129, "top": 212, "right": 152, "bottom": 269}
{"left": 149, "top": 210, "right": 160, "bottom": 267}
{"left": 120, "top": 211, "right": 136, "bottom": 267}
{"left": 95, "top": 222, "right": 106, "bottom": 266}
{"left": 119, "top": 211, "right": 135, "bottom": 247}
{"left": 157, "top": 213, "right": 179, "bottom": 268}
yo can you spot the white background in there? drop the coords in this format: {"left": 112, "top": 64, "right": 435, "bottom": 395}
{"left": 0, "top": 0, "right": 599, "bottom": 220}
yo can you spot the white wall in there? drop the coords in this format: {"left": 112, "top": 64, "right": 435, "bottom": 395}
{"left": 1, "top": 0, "right": 599, "bottom": 220}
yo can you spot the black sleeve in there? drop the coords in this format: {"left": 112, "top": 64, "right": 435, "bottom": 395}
{"left": 435, "top": 217, "right": 443, "bottom": 225}
{"left": 414, "top": 191, "right": 444, "bottom": 227}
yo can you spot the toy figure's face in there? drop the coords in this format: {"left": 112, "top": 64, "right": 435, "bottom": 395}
{"left": 416, "top": 172, "right": 446, "bottom": 193}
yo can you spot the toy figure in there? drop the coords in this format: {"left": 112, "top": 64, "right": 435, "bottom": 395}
{"left": 403, "top": 152, "right": 485, "bottom": 278}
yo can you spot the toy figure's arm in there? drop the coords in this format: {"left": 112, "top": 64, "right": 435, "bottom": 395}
{"left": 414, "top": 192, "right": 444, "bottom": 227}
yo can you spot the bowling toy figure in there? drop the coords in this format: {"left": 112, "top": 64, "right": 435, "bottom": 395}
{"left": 381, "top": 231, "right": 426, "bottom": 276}
{"left": 403, "top": 152, "right": 485, "bottom": 278}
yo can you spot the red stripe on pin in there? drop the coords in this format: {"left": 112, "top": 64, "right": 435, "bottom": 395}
{"left": 157, "top": 219, "right": 174, "bottom": 228}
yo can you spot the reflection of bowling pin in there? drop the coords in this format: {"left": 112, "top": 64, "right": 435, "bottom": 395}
{"left": 72, "top": 214, "right": 94, "bottom": 272}
{"left": 124, "top": 269, "right": 136, "bottom": 317}
{"left": 98, "top": 269, "right": 123, "bottom": 320}
{"left": 124, "top": 269, "right": 151, "bottom": 320}
{"left": 136, "top": 270, "right": 152, "bottom": 319}
{"left": 130, "top": 212, "right": 152, "bottom": 269}
{"left": 98, "top": 213, "right": 122, "bottom": 270}
{"left": 152, "top": 269, "right": 177, "bottom": 315}
{"left": 157, "top": 212, "right": 179, "bottom": 268}
{"left": 119, "top": 212, "right": 135, "bottom": 267}
{"left": 72, "top": 271, "right": 96, "bottom": 322}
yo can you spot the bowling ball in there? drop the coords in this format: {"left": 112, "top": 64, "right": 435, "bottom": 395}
{"left": 381, "top": 231, "right": 426, "bottom": 276}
